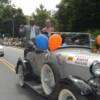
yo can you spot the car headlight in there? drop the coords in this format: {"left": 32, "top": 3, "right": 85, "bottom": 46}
{"left": 90, "top": 61, "right": 100, "bottom": 77}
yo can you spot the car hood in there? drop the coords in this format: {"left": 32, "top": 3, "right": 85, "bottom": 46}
{"left": 53, "top": 48, "right": 100, "bottom": 67}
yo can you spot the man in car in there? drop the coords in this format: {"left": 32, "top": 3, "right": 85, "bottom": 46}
{"left": 19, "top": 18, "right": 40, "bottom": 57}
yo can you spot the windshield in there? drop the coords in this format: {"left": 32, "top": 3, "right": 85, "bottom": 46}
{"left": 49, "top": 32, "right": 90, "bottom": 48}
{"left": 60, "top": 33, "right": 90, "bottom": 47}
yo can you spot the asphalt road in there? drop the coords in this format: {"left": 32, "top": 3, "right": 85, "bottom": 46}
{"left": 4, "top": 46, "right": 24, "bottom": 65}
{"left": 0, "top": 46, "right": 46, "bottom": 100}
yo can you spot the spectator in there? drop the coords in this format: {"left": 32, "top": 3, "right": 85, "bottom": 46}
{"left": 19, "top": 24, "right": 25, "bottom": 37}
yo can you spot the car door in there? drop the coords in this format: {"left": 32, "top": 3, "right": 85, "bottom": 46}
{"left": 26, "top": 50, "right": 39, "bottom": 76}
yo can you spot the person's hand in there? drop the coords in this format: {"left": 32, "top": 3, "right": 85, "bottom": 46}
{"left": 42, "top": 28, "right": 47, "bottom": 32}
{"left": 28, "top": 40, "right": 35, "bottom": 48}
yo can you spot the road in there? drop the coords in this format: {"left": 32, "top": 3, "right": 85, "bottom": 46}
{"left": 0, "top": 46, "right": 46, "bottom": 100}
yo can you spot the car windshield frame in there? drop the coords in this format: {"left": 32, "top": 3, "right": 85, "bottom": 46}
{"left": 50, "top": 32, "right": 91, "bottom": 49}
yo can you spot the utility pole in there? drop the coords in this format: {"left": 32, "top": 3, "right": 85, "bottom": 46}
{"left": 12, "top": 19, "right": 14, "bottom": 37}
{"left": 12, "top": 14, "right": 17, "bottom": 37}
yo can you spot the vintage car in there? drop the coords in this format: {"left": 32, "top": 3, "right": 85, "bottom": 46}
{"left": 16, "top": 32, "right": 100, "bottom": 100}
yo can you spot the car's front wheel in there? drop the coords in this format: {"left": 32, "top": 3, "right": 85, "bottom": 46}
{"left": 17, "top": 64, "right": 25, "bottom": 87}
{"left": 59, "top": 89, "right": 77, "bottom": 100}
{"left": 57, "top": 83, "right": 96, "bottom": 100}
{"left": 41, "top": 63, "right": 60, "bottom": 98}
{"left": 41, "top": 64, "right": 56, "bottom": 95}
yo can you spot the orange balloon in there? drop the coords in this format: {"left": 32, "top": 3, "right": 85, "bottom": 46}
{"left": 48, "top": 34, "right": 62, "bottom": 51}
{"left": 97, "top": 35, "right": 100, "bottom": 45}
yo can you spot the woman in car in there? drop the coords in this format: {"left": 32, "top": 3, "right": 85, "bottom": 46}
{"left": 41, "top": 19, "right": 54, "bottom": 37}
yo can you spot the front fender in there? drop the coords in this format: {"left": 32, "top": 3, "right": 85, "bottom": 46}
{"left": 60, "top": 76, "right": 93, "bottom": 96}
{"left": 16, "top": 58, "right": 27, "bottom": 74}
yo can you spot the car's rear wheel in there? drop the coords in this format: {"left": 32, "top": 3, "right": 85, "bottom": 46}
{"left": 17, "top": 64, "right": 25, "bottom": 87}
{"left": 41, "top": 64, "right": 56, "bottom": 95}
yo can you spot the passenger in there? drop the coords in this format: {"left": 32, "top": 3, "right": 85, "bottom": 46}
{"left": 41, "top": 19, "right": 54, "bottom": 37}
{"left": 19, "top": 18, "right": 40, "bottom": 57}
{"left": 61, "top": 34, "right": 67, "bottom": 46}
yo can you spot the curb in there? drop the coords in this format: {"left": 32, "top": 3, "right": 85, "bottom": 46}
{"left": 4, "top": 46, "right": 24, "bottom": 50}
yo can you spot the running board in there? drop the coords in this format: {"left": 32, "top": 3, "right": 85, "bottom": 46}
{"left": 25, "top": 81, "right": 45, "bottom": 95}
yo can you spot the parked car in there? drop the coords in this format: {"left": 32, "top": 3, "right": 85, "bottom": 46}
{"left": 16, "top": 32, "right": 100, "bottom": 100}
{"left": 0, "top": 44, "right": 4, "bottom": 56}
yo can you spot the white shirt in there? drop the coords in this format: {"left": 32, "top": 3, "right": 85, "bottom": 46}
{"left": 30, "top": 26, "right": 35, "bottom": 39}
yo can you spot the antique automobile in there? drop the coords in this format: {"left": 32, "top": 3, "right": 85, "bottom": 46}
{"left": 16, "top": 32, "right": 100, "bottom": 100}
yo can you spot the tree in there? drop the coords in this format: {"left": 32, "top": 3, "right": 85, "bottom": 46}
{"left": 0, "top": 0, "right": 10, "bottom": 4}
{"left": 0, "top": 4, "right": 27, "bottom": 37}
{"left": 55, "top": 0, "right": 70, "bottom": 31}
{"left": 32, "top": 4, "right": 52, "bottom": 29}
{"left": 56, "top": 0, "right": 100, "bottom": 32}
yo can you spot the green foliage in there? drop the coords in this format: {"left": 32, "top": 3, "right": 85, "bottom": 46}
{"left": 88, "top": 29, "right": 100, "bottom": 38}
{"left": 32, "top": 4, "right": 53, "bottom": 29}
{"left": 0, "top": 4, "right": 27, "bottom": 37}
{"left": 56, "top": 0, "right": 100, "bottom": 32}
{"left": 0, "top": 0, "right": 10, "bottom": 4}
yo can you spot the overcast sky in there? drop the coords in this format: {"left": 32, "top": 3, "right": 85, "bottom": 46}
{"left": 11, "top": 0, "right": 61, "bottom": 15}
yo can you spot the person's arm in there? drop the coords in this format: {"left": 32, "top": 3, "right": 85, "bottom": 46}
{"left": 41, "top": 27, "right": 46, "bottom": 32}
{"left": 38, "top": 26, "right": 41, "bottom": 34}
{"left": 19, "top": 25, "right": 26, "bottom": 37}
{"left": 51, "top": 27, "right": 55, "bottom": 32}
{"left": 36, "top": 26, "right": 41, "bottom": 35}
{"left": 41, "top": 27, "right": 49, "bottom": 35}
